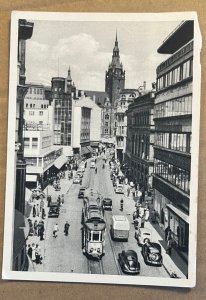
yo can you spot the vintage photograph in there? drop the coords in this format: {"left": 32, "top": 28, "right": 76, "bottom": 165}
{"left": 2, "top": 12, "right": 201, "bottom": 287}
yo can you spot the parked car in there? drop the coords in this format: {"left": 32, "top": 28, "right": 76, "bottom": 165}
{"left": 142, "top": 242, "right": 163, "bottom": 266}
{"left": 115, "top": 184, "right": 124, "bottom": 194}
{"left": 78, "top": 187, "right": 86, "bottom": 198}
{"left": 73, "top": 175, "right": 82, "bottom": 184}
{"left": 103, "top": 197, "right": 112, "bottom": 210}
{"left": 118, "top": 250, "right": 140, "bottom": 275}
{"left": 135, "top": 228, "right": 152, "bottom": 245}
{"left": 48, "top": 202, "right": 60, "bottom": 218}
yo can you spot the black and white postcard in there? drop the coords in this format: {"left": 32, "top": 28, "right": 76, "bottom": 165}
{"left": 2, "top": 11, "right": 201, "bottom": 288}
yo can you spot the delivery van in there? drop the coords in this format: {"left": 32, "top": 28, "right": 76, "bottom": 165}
{"left": 110, "top": 215, "right": 130, "bottom": 241}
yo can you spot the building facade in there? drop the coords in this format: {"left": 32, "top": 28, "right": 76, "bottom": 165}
{"left": 24, "top": 127, "right": 63, "bottom": 188}
{"left": 51, "top": 75, "right": 73, "bottom": 156}
{"left": 101, "top": 98, "right": 115, "bottom": 144}
{"left": 105, "top": 33, "right": 125, "bottom": 106}
{"left": 72, "top": 96, "right": 102, "bottom": 156}
{"left": 114, "top": 89, "right": 138, "bottom": 162}
{"left": 153, "top": 21, "right": 193, "bottom": 256}
{"left": 13, "top": 19, "right": 34, "bottom": 271}
{"left": 125, "top": 91, "right": 155, "bottom": 190}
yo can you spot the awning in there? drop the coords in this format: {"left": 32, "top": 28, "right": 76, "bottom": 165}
{"left": 26, "top": 174, "right": 37, "bottom": 182}
{"left": 54, "top": 155, "right": 68, "bottom": 169}
{"left": 25, "top": 188, "right": 32, "bottom": 202}
{"left": 81, "top": 147, "right": 90, "bottom": 155}
{"left": 86, "top": 146, "right": 93, "bottom": 153}
{"left": 167, "top": 204, "right": 189, "bottom": 223}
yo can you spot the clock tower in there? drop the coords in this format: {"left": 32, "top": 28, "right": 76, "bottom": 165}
{"left": 105, "top": 32, "right": 125, "bottom": 106}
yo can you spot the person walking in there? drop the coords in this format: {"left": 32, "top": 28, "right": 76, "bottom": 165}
{"left": 165, "top": 225, "right": 172, "bottom": 241}
{"left": 33, "top": 220, "right": 38, "bottom": 236}
{"left": 166, "top": 236, "right": 174, "bottom": 255}
{"left": 35, "top": 244, "right": 42, "bottom": 264}
{"left": 27, "top": 244, "right": 32, "bottom": 259}
{"left": 127, "top": 186, "right": 130, "bottom": 197}
{"left": 53, "top": 224, "right": 59, "bottom": 238}
{"left": 40, "top": 198, "right": 44, "bottom": 213}
{"left": 36, "top": 204, "right": 40, "bottom": 217}
{"left": 64, "top": 221, "right": 70, "bottom": 236}
{"left": 32, "top": 205, "right": 36, "bottom": 218}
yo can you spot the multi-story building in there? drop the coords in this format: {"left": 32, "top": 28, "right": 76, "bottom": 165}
{"left": 114, "top": 89, "right": 138, "bottom": 162}
{"left": 105, "top": 33, "right": 125, "bottom": 106}
{"left": 125, "top": 91, "right": 155, "bottom": 190}
{"left": 24, "top": 126, "right": 63, "bottom": 189}
{"left": 51, "top": 75, "right": 73, "bottom": 156}
{"left": 13, "top": 19, "right": 34, "bottom": 271}
{"left": 72, "top": 96, "right": 102, "bottom": 156}
{"left": 153, "top": 21, "right": 193, "bottom": 257}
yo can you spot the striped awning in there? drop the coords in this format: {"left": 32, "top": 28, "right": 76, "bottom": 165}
{"left": 54, "top": 155, "right": 68, "bottom": 169}
{"left": 86, "top": 146, "right": 93, "bottom": 153}
{"left": 81, "top": 147, "right": 90, "bottom": 155}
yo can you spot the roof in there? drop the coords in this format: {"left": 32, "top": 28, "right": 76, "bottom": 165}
{"left": 83, "top": 90, "right": 108, "bottom": 106}
{"left": 120, "top": 89, "right": 139, "bottom": 94}
{"left": 158, "top": 21, "right": 194, "bottom": 54}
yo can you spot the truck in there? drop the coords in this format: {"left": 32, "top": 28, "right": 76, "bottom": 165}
{"left": 110, "top": 215, "right": 130, "bottom": 241}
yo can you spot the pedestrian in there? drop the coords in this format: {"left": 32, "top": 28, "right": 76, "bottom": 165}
{"left": 38, "top": 221, "right": 45, "bottom": 240}
{"left": 144, "top": 208, "right": 150, "bottom": 221}
{"left": 57, "top": 195, "right": 61, "bottom": 207}
{"left": 61, "top": 194, "right": 64, "bottom": 205}
{"left": 40, "top": 198, "right": 44, "bottom": 213}
{"left": 33, "top": 220, "right": 38, "bottom": 236}
{"left": 35, "top": 244, "right": 42, "bottom": 264}
{"left": 31, "top": 243, "right": 36, "bottom": 262}
{"left": 41, "top": 207, "right": 46, "bottom": 219}
{"left": 36, "top": 204, "right": 40, "bottom": 217}
{"left": 53, "top": 224, "right": 59, "bottom": 238}
{"left": 32, "top": 205, "right": 36, "bottom": 218}
{"left": 27, "top": 244, "right": 32, "bottom": 259}
{"left": 165, "top": 226, "right": 172, "bottom": 241}
{"left": 127, "top": 186, "right": 130, "bottom": 197}
{"left": 64, "top": 221, "right": 70, "bottom": 236}
{"left": 166, "top": 237, "right": 174, "bottom": 255}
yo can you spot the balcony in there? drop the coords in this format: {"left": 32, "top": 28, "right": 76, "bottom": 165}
{"left": 23, "top": 123, "right": 50, "bottom": 131}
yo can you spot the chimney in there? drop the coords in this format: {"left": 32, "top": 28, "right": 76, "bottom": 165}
{"left": 143, "top": 81, "right": 146, "bottom": 90}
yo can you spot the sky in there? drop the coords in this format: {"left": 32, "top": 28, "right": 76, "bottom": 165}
{"left": 25, "top": 20, "right": 181, "bottom": 91}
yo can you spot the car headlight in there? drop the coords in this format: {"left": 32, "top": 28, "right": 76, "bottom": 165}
{"left": 89, "top": 248, "right": 93, "bottom": 253}
{"left": 97, "top": 248, "right": 100, "bottom": 253}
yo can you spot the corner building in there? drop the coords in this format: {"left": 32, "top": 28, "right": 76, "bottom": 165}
{"left": 153, "top": 21, "right": 194, "bottom": 257}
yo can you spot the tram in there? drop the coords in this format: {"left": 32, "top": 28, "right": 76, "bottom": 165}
{"left": 81, "top": 188, "right": 106, "bottom": 259}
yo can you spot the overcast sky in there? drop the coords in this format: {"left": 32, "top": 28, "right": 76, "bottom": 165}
{"left": 25, "top": 20, "right": 180, "bottom": 91}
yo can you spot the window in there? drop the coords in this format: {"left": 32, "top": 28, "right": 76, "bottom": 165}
{"left": 104, "top": 128, "right": 109, "bottom": 134}
{"left": 105, "top": 121, "right": 108, "bottom": 126}
{"left": 41, "top": 104, "right": 43, "bottom": 108}
{"left": 105, "top": 114, "right": 109, "bottom": 120}
{"left": 24, "top": 137, "right": 30, "bottom": 149}
{"left": 34, "top": 88, "right": 36, "bottom": 94}
{"left": 39, "top": 111, "right": 43, "bottom": 116}
{"left": 32, "top": 137, "right": 38, "bottom": 149}
{"left": 30, "top": 104, "right": 32, "bottom": 108}
{"left": 26, "top": 103, "right": 28, "bottom": 108}
{"left": 29, "top": 111, "right": 34, "bottom": 116}
{"left": 37, "top": 89, "right": 39, "bottom": 94}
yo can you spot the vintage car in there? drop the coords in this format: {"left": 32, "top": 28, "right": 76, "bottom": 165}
{"left": 78, "top": 187, "right": 86, "bottom": 198}
{"left": 73, "top": 175, "right": 82, "bottom": 184}
{"left": 48, "top": 202, "right": 60, "bottom": 218}
{"left": 142, "top": 242, "right": 163, "bottom": 266}
{"left": 115, "top": 184, "right": 124, "bottom": 194}
{"left": 118, "top": 250, "right": 140, "bottom": 275}
{"left": 103, "top": 197, "right": 113, "bottom": 210}
{"left": 135, "top": 228, "right": 152, "bottom": 246}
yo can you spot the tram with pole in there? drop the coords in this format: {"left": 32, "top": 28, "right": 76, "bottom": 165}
{"left": 81, "top": 188, "right": 106, "bottom": 259}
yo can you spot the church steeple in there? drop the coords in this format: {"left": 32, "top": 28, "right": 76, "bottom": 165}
{"left": 105, "top": 32, "right": 125, "bottom": 106}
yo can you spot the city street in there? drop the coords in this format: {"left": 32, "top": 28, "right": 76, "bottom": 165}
{"left": 27, "top": 156, "right": 187, "bottom": 278}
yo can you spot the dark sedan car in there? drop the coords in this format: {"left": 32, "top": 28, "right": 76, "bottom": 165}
{"left": 118, "top": 250, "right": 140, "bottom": 275}
{"left": 78, "top": 187, "right": 86, "bottom": 198}
{"left": 142, "top": 242, "right": 163, "bottom": 266}
{"left": 48, "top": 202, "right": 60, "bottom": 218}
{"left": 103, "top": 197, "right": 112, "bottom": 210}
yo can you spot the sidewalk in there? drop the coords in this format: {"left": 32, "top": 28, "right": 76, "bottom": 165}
{"left": 125, "top": 192, "right": 188, "bottom": 278}
{"left": 26, "top": 170, "right": 74, "bottom": 272}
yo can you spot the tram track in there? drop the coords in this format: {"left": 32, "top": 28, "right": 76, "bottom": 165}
{"left": 98, "top": 158, "right": 123, "bottom": 275}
